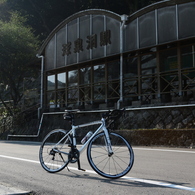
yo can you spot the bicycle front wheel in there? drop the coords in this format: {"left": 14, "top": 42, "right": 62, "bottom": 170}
{"left": 39, "top": 129, "right": 71, "bottom": 173}
{"left": 87, "top": 132, "right": 134, "bottom": 179}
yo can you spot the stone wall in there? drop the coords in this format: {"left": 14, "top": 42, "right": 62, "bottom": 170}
{"left": 116, "top": 105, "right": 195, "bottom": 148}
{"left": 119, "top": 106, "right": 195, "bottom": 130}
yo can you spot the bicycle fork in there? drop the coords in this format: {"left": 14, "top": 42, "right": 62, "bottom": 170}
{"left": 103, "top": 128, "right": 114, "bottom": 157}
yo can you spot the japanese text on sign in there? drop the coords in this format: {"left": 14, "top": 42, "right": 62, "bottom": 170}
{"left": 62, "top": 30, "right": 111, "bottom": 56}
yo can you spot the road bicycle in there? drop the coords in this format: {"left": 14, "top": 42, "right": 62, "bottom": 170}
{"left": 39, "top": 109, "right": 134, "bottom": 179}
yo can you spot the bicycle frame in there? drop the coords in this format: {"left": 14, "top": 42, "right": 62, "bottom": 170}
{"left": 39, "top": 108, "right": 134, "bottom": 178}
{"left": 53, "top": 117, "right": 113, "bottom": 156}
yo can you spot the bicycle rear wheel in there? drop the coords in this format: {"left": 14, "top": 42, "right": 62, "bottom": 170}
{"left": 87, "top": 132, "right": 134, "bottom": 179}
{"left": 39, "top": 129, "right": 71, "bottom": 173}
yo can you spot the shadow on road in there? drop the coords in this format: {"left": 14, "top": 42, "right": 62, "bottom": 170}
{"left": 55, "top": 168, "right": 192, "bottom": 191}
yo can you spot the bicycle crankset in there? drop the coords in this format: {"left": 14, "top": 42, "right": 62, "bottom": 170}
{"left": 68, "top": 148, "right": 80, "bottom": 163}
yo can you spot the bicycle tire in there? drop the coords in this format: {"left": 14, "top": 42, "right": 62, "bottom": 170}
{"left": 39, "top": 129, "right": 71, "bottom": 173}
{"left": 87, "top": 132, "right": 134, "bottom": 179}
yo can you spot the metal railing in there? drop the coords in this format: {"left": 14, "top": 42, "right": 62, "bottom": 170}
{"left": 7, "top": 103, "right": 195, "bottom": 140}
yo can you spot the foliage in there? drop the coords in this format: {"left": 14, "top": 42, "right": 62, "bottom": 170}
{"left": 0, "top": 0, "right": 76, "bottom": 40}
{"left": 0, "top": 12, "right": 40, "bottom": 115}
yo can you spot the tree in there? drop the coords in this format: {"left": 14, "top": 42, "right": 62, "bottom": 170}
{"left": 0, "top": 12, "right": 40, "bottom": 116}
{"left": 0, "top": 0, "right": 76, "bottom": 40}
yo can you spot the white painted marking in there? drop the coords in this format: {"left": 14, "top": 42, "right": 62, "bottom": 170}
{"left": 0, "top": 154, "right": 39, "bottom": 164}
{"left": 0, "top": 154, "right": 195, "bottom": 192}
{"left": 122, "top": 176, "right": 195, "bottom": 192}
{"left": 133, "top": 147, "right": 195, "bottom": 154}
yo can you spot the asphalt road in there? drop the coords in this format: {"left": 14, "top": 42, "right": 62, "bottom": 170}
{"left": 0, "top": 140, "right": 195, "bottom": 195}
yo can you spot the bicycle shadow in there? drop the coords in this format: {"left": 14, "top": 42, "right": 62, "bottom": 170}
{"left": 56, "top": 170, "right": 140, "bottom": 188}
{"left": 55, "top": 169, "right": 193, "bottom": 190}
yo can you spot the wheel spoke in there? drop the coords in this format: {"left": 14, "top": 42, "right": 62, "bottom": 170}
{"left": 87, "top": 132, "right": 134, "bottom": 179}
{"left": 39, "top": 129, "right": 70, "bottom": 173}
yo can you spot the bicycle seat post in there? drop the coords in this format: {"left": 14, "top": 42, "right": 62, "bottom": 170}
{"left": 71, "top": 113, "right": 75, "bottom": 126}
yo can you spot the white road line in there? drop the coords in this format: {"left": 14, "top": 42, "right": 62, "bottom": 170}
{"left": 0, "top": 154, "right": 195, "bottom": 192}
{"left": 133, "top": 147, "right": 195, "bottom": 154}
{"left": 0, "top": 154, "right": 39, "bottom": 164}
{"left": 122, "top": 176, "right": 195, "bottom": 192}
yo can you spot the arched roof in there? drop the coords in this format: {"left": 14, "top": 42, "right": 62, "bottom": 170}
{"left": 124, "top": 0, "right": 195, "bottom": 51}
{"left": 38, "top": 9, "right": 121, "bottom": 55}
{"left": 127, "top": 0, "right": 194, "bottom": 23}
{"left": 37, "top": 0, "right": 195, "bottom": 70}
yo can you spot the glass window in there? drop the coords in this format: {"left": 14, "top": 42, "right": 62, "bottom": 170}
{"left": 124, "top": 57, "right": 138, "bottom": 78}
{"left": 139, "top": 11, "right": 156, "bottom": 48}
{"left": 181, "top": 45, "right": 195, "bottom": 69}
{"left": 47, "top": 75, "right": 55, "bottom": 91}
{"left": 178, "top": 2, "right": 195, "bottom": 39}
{"left": 159, "top": 48, "right": 177, "bottom": 72}
{"left": 159, "top": 48, "right": 179, "bottom": 102}
{"left": 68, "top": 88, "right": 78, "bottom": 103}
{"left": 107, "top": 61, "right": 120, "bottom": 81}
{"left": 94, "top": 64, "right": 105, "bottom": 83}
{"left": 68, "top": 70, "right": 78, "bottom": 87}
{"left": 140, "top": 53, "right": 157, "bottom": 102}
{"left": 141, "top": 53, "right": 156, "bottom": 75}
{"left": 123, "top": 57, "right": 138, "bottom": 100}
{"left": 57, "top": 73, "right": 66, "bottom": 89}
{"left": 47, "top": 91, "right": 55, "bottom": 108}
{"left": 94, "top": 84, "right": 105, "bottom": 100}
{"left": 158, "top": 6, "right": 177, "bottom": 44}
{"left": 80, "top": 67, "right": 91, "bottom": 85}
{"left": 57, "top": 91, "right": 66, "bottom": 108}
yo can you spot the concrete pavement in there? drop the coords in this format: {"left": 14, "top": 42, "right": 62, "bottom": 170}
{"left": 0, "top": 182, "right": 31, "bottom": 195}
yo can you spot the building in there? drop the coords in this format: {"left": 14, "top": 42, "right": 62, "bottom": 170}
{"left": 37, "top": 0, "right": 195, "bottom": 112}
